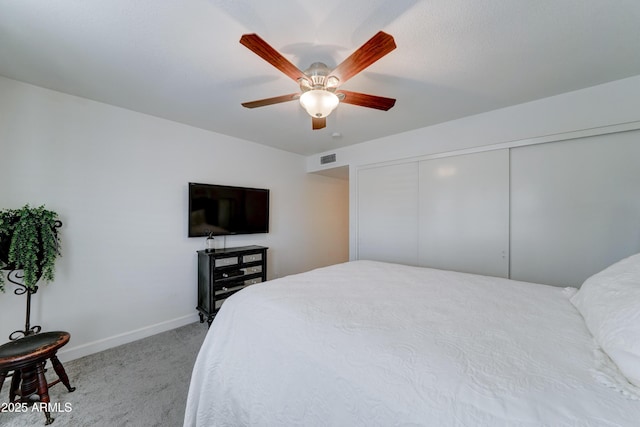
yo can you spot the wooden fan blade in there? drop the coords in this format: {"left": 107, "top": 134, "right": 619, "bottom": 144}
{"left": 337, "top": 90, "right": 396, "bottom": 111}
{"left": 330, "top": 31, "right": 396, "bottom": 84}
{"left": 240, "top": 34, "right": 307, "bottom": 82}
{"left": 312, "top": 117, "right": 326, "bottom": 130}
{"left": 241, "top": 93, "right": 299, "bottom": 109}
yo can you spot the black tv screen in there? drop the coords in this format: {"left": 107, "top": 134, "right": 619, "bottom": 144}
{"left": 188, "top": 183, "right": 270, "bottom": 237}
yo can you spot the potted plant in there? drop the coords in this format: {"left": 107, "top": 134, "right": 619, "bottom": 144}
{"left": 0, "top": 204, "right": 62, "bottom": 292}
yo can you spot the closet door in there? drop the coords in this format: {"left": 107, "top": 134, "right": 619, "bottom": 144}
{"left": 357, "top": 162, "right": 419, "bottom": 265}
{"left": 418, "top": 150, "right": 509, "bottom": 277}
{"left": 510, "top": 130, "right": 640, "bottom": 287}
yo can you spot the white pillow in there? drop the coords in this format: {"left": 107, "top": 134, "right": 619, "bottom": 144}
{"left": 571, "top": 253, "right": 640, "bottom": 388}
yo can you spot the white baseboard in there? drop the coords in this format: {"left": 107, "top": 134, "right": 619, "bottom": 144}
{"left": 56, "top": 313, "right": 201, "bottom": 363}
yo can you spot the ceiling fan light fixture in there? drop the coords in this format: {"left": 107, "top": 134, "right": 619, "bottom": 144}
{"left": 299, "top": 89, "right": 339, "bottom": 118}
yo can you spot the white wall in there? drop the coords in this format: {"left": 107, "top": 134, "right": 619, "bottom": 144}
{"left": 0, "top": 76, "right": 349, "bottom": 360}
{"left": 307, "top": 75, "right": 640, "bottom": 173}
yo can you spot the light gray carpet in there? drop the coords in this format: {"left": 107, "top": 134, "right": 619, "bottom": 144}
{"left": 1, "top": 322, "right": 208, "bottom": 427}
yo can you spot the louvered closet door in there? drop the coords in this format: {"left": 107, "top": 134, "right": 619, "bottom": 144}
{"left": 418, "top": 149, "right": 510, "bottom": 278}
{"left": 357, "top": 162, "right": 419, "bottom": 265}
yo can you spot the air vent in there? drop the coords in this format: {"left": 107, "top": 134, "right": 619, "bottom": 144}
{"left": 320, "top": 153, "right": 336, "bottom": 165}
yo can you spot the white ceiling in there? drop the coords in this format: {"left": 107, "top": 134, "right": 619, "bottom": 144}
{"left": 1, "top": 1, "right": 639, "bottom": 156}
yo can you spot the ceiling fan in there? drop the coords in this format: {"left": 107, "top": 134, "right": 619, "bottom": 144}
{"left": 240, "top": 31, "right": 397, "bottom": 130}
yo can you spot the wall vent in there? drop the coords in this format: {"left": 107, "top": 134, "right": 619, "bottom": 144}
{"left": 320, "top": 153, "right": 337, "bottom": 165}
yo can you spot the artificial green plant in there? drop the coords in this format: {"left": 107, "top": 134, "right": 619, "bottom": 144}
{"left": 0, "top": 204, "right": 61, "bottom": 292}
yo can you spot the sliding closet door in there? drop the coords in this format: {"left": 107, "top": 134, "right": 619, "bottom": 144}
{"left": 418, "top": 150, "right": 509, "bottom": 277}
{"left": 357, "top": 162, "right": 419, "bottom": 265}
{"left": 510, "top": 130, "right": 640, "bottom": 287}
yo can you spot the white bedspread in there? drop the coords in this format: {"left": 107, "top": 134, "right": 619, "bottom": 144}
{"left": 184, "top": 260, "right": 640, "bottom": 426}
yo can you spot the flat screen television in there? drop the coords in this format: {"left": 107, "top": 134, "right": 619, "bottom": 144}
{"left": 188, "top": 183, "right": 270, "bottom": 237}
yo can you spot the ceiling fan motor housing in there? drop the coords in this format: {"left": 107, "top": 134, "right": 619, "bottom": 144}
{"left": 300, "top": 62, "right": 339, "bottom": 92}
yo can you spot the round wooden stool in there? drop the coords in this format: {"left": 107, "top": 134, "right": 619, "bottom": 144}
{"left": 0, "top": 331, "right": 76, "bottom": 425}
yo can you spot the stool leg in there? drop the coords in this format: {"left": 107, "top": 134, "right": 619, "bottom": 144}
{"left": 0, "top": 370, "right": 6, "bottom": 395}
{"left": 35, "top": 362, "right": 54, "bottom": 425}
{"left": 10, "top": 369, "right": 22, "bottom": 402}
{"left": 50, "top": 356, "right": 75, "bottom": 392}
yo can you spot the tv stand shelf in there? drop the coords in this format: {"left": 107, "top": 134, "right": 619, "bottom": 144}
{"left": 197, "top": 245, "right": 268, "bottom": 326}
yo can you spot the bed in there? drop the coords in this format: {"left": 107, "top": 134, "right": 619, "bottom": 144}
{"left": 184, "top": 256, "right": 640, "bottom": 426}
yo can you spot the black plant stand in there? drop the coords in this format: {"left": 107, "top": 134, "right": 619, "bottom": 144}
{"left": 7, "top": 270, "right": 42, "bottom": 341}
{"left": 1, "top": 219, "right": 62, "bottom": 341}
